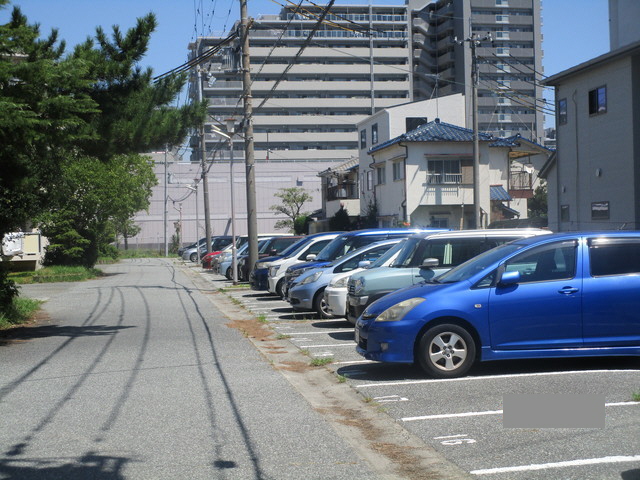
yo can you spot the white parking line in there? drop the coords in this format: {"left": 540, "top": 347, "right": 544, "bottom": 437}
{"left": 470, "top": 455, "right": 640, "bottom": 475}
{"left": 299, "top": 343, "right": 356, "bottom": 348}
{"left": 333, "top": 360, "right": 376, "bottom": 365}
{"left": 401, "top": 401, "right": 639, "bottom": 422}
{"left": 355, "top": 369, "right": 640, "bottom": 388}
{"left": 433, "top": 434, "right": 469, "bottom": 440}
{"left": 285, "top": 330, "right": 352, "bottom": 335}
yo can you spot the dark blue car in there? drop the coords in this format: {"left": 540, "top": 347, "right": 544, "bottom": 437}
{"left": 249, "top": 233, "right": 342, "bottom": 291}
{"left": 282, "top": 228, "right": 439, "bottom": 297}
{"left": 356, "top": 231, "right": 640, "bottom": 378}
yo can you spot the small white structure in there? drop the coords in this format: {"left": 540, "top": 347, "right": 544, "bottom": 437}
{"left": 1, "top": 230, "right": 47, "bottom": 271}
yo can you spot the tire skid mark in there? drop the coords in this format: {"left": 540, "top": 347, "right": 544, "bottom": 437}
{"left": 165, "top": 261, "right": 266, "bottom": 480}
{"left": 0, "top": 286, "right": 113, "bottom": 402}
{"left": 4, "top": 286, "right": 126, "bottom": 456}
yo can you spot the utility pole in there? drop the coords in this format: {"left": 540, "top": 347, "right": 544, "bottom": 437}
{"left": 240, "top": 0, "right": 258, "bottom": 272}
{"left": 197, "top": 66, "right": 213, "bottom": 254}
{"left": 456, "top": 33, "right": 491, "bottom": 229}
{"left": 163, "top": 145, "right": 168, "bottom": 256}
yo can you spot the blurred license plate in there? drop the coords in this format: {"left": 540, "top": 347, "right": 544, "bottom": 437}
{"left": 354, "top": 328, "right": 360, "bottom": 344}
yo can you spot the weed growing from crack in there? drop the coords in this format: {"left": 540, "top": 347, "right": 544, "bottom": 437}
{"left": 310, "top": 357, "right": 334, "bottom": 367}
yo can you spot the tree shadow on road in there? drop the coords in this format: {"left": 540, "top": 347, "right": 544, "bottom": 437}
{"left": 0, "top": 452, "right": 129, "bottom": 480}
{"left": 0, "top": 325, "right": 135, "bottom": 345}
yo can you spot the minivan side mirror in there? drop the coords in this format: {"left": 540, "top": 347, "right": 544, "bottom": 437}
{"left": 358, "top": 260, "right": 371, "bottom": 269}
{"left": 499, "top": 270, "right": 520, "bottom": 286}
{"left": 305, "top": 254, "right": 317, "bottom": 261}
{"left": 420, "top": 258, "right": 440, "bottom": 269}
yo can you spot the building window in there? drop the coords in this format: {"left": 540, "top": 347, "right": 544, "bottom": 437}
{"left": 366, "top": 170, "right": 373, "bottom": 190}
{"left": 496, "top": 47, "right": 510, "bottom": 56}
{"left": 588, "top": 86, "right": 606, "bottom": 115}
{"left": 495, "top": 0, "right": 509, "bottom": 5}
{"left": 591, "top": 201, "right": 610, "bottom": 220}
{"left": 496, "top": 15, "right": 509, "bottom": 23}
{"left": 376, "top": 165, "right": 386, "bottom": 185}
{"left": 392, "top": 160, "right": 405, "bottom": 181}
{"left": 427, "top": 159, "right": 462, "bottom": 184}
{"left": 558, "top": 98, "right": 567, "bottom": 125}
{"left": 360, "top": 129, "right": 367, "bottom": 149}
{"left": 372, "top": 123, "right": 378, "bottom": 145}
{"left": 560, "top": 205, "right": 570, "bottom": 222}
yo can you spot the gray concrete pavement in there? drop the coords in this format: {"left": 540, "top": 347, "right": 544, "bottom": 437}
{"left": 0, "top": 258, "right": 404, "bottom": 479}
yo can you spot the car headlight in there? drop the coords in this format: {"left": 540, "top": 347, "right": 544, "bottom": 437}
{"left": 269, "top": 265, "right": 280, "bottom": 277}
{"left": 331, "top": 276, "right": 349, "bottom": 288}
{"left": 256, "top": 261, "right": 272, "bottom": 269}
{"left": 352, "top": 277, "right": 365, "bottom": 295}
{"left": 375, "top": 297, "right": 425, "bottom": 323}
{"left": 298, "top": 271, "right": 323, "bottom": 286}
{"left": 289, "top": 267, "right": 309, "bottom": 278}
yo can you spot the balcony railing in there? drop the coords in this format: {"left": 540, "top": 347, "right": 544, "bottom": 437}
{"left": 426, "top": 173, "right": 462, "bottom": 184}
{"left": 510, "top": 171, "right": 532, "bottom": 190}
{"left": 327, "top": 182, "right": 358, "bottom": 201}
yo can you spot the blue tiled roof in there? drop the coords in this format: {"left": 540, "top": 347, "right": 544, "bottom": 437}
{"left": 490, "top": 185, "right": 512, "bottom": 201}
{"left": 489, "top": 134, "right": 555, "bottom": 152}
{"left": 369, "top": 119, "right": 495, "bottom": 154}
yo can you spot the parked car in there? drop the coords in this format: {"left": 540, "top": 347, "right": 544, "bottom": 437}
{"left": 346, "top": 229, "right": 551, "bottom": 324}
{"left": 287, "top": 239, "right": 403, "bottom": 318}
{"left": 236, "top": 236, "right": 302, "bottom": 281}
{"left": 202, "top": 243, "right": 233, "bottom": 270}
{"left": 263, "top": 232, "right": 343, "bottom": 296}
{"left": 282, "top": 228, "right": 436, "bottom": 297}
{"left": 182, "top": 236, "right": 233, "bottom": 263}
{"left": 204, "top": 233, "right": 290, "bottom": 270}
{"left": 355, "top": 231, "right": 640, "bottom": 378}
{"left": 324, "top": 239, "right": 407, "bottom": 318}
{"left": 219, "top": 239, "right": 270, "bottom": 280}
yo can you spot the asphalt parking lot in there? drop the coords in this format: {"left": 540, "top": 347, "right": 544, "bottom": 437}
{"left": 197, "top": 267, "right": 640, "bottom": 480}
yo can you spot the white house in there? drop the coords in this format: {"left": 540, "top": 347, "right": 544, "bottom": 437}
{"left": 366, "top": 119, "right": 551, "bottom": 229}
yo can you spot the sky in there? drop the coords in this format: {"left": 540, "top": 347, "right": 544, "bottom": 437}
{"left": 3, "top": 0, "right": 610, "bottom": 123}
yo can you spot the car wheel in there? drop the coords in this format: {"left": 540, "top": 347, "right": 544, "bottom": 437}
{"left": 416, "top": 324, "right": 476, "bottom": 378}
{"left": 275, "top": 278, "right": 285, "bottom": 298}
{"left": 313, "top": 288, "right": 334, "bottom": 319}
{"left": 190, "top": 252, "right": 198, "bottom": 263}
{"left": 225, "top": 267, "right": 232, "bottom": 280}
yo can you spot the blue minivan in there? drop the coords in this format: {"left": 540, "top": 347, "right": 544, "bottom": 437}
{"left": 356, "top": 232, "right": 640, "bottom": 378}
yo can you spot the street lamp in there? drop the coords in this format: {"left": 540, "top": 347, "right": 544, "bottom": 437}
{"left": 211, "top": 120, "right": 238, "bottom": 284}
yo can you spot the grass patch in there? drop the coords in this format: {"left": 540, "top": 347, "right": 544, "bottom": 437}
{"left": 337, "top": 374, "right": 347, "bottom": 383}
{"left": 9, "top": 266, "right": 102, "bottom": 284}
{"left": 257, "top": 314, "right": 268, "bottom": 323}
{"left": 633, "top": 392, "right": 640, "bottom": 402}
{"left": 276, "top": 333, "right": 291, "bottom": 340}
{"left": 0, "top": 297, "right": 42, "bottom": 330}
{"left": 310, "top": 357, "right": 334, "bottom": 367}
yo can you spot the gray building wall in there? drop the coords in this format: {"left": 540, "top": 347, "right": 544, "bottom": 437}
{"left": 547, "top": 52, "right": 638, "bottom": 231}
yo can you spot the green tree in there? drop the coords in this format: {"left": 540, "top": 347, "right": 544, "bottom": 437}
{"left": 329, "top": 205, "right": 352, "bottom": 231}
{"left": 0, "top": 6, "right": 205, "bottom": 310}
{"left": 528, "top": 183, "right": 548, "bottom": 218}
{"left": 38, "top": 153, "right": 157, "bottom": 267}
{"left": 269, "top": 187, "right": 313, "bottom": 232}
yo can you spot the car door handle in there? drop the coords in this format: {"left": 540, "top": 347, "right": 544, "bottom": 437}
{"left": 558, "top": 287, "right": 579, "bottom": 295}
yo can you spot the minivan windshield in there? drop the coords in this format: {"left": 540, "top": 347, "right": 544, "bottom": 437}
{"left": 390, "top": 237, "right": 421, "bottom": 267}
{"left": 435, "top": 244, "right": 523, "bottom": 284}
{"left": 370, "top": 239, "right": 406, "bottom": 268}
{"left": 317, "top": 235, "right": 388, "bottom": 261}
{"left": 282, "top": 237, "right": 313, "bottom": 259}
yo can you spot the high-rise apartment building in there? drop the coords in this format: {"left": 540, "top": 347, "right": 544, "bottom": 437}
{"left": 189, "top": 3, "right": 411, "bottom": 165}
{"left": 410, "top": 0, "right": 543, "bottom": 142}
{"left": 189, "top": 1, "right": 543, "bottom": 164}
